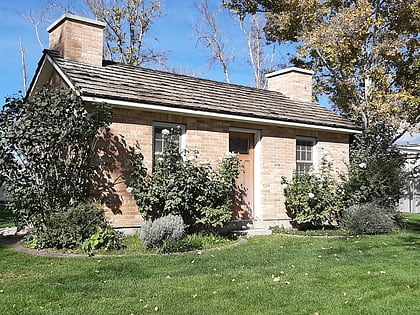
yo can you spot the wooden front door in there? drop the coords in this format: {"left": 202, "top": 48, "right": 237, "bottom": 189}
{"left": 229, "top": 132, "right": 254, "bottom": 219}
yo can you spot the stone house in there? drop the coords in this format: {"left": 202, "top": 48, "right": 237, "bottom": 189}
{"left": 28, "top": 14, "right": 360, "bottom": 231}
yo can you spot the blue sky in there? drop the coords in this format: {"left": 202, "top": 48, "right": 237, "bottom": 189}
{"left": 1, "top": 1, "right": 418, "bottom": 144}
{"left": 0, "top": 0, "right": 285, "bottom": 99}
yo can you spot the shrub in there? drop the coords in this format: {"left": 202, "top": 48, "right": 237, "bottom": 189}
{"left": 139, "top": 214, "right": 185, "bottom": 249}
{"left": 340, "top": 202, "right": 396, "bottom": 235}
{"left": 82, "top": 226, "right": 124, "bottom": 255}
{"left": 0, "top": 87, "right": 112, "bottom": 229}
{"left": 127, "top": 128, "right": 240, "bottom": 232}
{"left": 281, "top": 159, "right": 342, "bottom": 230}
{"left": 341, "top": 121, "right": 408, "bottom": 209}
{"left": 25, "top": 203, "right": 108, "bottom": 249}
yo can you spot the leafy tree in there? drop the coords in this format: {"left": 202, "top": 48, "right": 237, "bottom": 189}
{"left": 225, "top": 0, "right": 420, "bottom": 138}
{"left": 341, "top": 121, "right": 408, "bottom": 209}
{"left": 0, "top": 87, "right": 112, "bottom": 228}
{"left": 85, "top": 0, "right": 167, "bottom": 67}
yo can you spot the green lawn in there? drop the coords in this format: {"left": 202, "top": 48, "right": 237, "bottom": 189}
{"left": 0, "top": 204, "right": 14, "bottom": 228}
{"left": 0, "top": 214, "right": 419, "bottom": 315}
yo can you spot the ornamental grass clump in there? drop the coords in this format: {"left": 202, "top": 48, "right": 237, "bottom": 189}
{"left": 139, "top": 214, "right": 186, "bottom": 249}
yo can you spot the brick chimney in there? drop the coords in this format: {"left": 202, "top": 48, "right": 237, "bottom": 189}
{"left": 47, "top": 14, "right": 106, "bottom": 66}
{"left": 265, "top": 67, "right": 314, "bottom": 102}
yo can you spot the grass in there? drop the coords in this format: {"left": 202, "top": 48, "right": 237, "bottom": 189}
{"left": 270, "top": 224, "right": 352, "bottom": 237}
{"left": 0, "top": 204, "right": 14, "bottom": 228}
{"left": 0, "top": 213, "right": 419, "bottom": 314}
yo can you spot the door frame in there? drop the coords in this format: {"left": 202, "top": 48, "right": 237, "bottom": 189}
{"left": 229, "top": 127, "right": 261, "bottom": 220}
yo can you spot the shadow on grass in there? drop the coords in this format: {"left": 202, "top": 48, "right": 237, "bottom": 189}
{"left": 0, "top": 205, "right": 15, "bottom": 228}
{"left": 398, "top": 214, "right": 420, "bottom": 244}
{"left": 0, "top": 237, "right": 21, "bottom": 254}
{"left": 404, "top": 214, "right": 420, "bottom": 233}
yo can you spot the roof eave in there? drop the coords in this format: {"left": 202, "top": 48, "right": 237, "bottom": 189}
{"left": 82, "top": 95, "right": 362, "bottom": 134}
{"left": 26, "top": 51, "right": 79, "bottom": 100}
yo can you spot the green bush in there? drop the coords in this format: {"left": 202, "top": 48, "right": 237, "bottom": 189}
{"left": 341, "top": 121, "right": 408, "bottom": 209}
{"left": 340, "top": 202, "right": 397, "bottom": 235}
{"left": 127, "top": 128, "right": 240, "bottom": 232}
{"left": 139, "top": 214, "right": 186, "bottom": 249}
{"left": 82, "top": 226, "right": 124, "bottom": 255}
{"left": 281, "top": 159, "right": 342, "bottom": 230}
{"left": 0, "top": 87, "right": 112, "bottom": 229}
{"left": 25, "top": 203, "right": 108, "bottom": 249}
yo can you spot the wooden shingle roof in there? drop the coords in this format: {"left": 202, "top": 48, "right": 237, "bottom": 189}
{"left": 45, "top": 50, "right": 360, "bottom": 132}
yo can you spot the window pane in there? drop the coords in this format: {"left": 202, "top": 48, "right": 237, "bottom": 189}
{"left": 229, "top": 137, "right": 249, "bottom": 154}
{"left": 153, "top": 124, "right": 184, "bottom": 158}
{"left": 296, "top": 138, "right": 314, "bottom": 173}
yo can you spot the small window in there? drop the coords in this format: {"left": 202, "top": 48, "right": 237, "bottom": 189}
{"left": 153, "top": 123, "right": 185, "bottom": 158}
{"left": 296, "top": 137, "right": 315, "bottom": 174}
{"left": 229, "top": 136, "right": 250, "bottom": 154}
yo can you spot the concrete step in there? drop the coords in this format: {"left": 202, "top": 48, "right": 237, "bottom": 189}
{"left": 232, "top": 228, "right": 272, "bottom": 236}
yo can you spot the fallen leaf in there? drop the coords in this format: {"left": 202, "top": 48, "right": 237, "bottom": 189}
{"left": 317, "top": 255, "right": 322, "bottom": 259}
{"left": 231, "top": 279, "right": 236, "bottom": 282}
{"left": 358, "top": 250, "right": 363, "bottom": 253}
{"left": 284, "top": 281, "right": 291, "bottom": 285}
{"left": 273, "top": 277, "right": 281, "bottom": 282}
{"left": 154, "top": 306, "right": 159, "bottom": 311}
{"left": 166, "top": 275, "right": 171, "bottom": 279}
{"left": 343, "top": 292, "right": 347, "bottom": 296}
{"left": 291, "top": 264, "right": 296, "bottom": 269}
{"left": 380, "top": 271, "right": 386, "bottom": 275}
{"left": 192, "top": 294, "right": 198, "bottom": 298}
{"left": 344, "top": 300, "right": 349, "bottom": 304}
{"left": 406, "top": 284, "right": 411, "bottom": 289}
{"left": 191, "top": 260, "right": 195, "bottom": 264}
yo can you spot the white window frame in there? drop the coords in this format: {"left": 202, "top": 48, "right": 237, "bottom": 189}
{"left": 152, "top": 122, "right": 186, "bottom": 158}
{"left": 296, "top": 136, "right": 316, "bottom": 174}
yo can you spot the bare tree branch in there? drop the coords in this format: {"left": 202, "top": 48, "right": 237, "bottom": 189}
{"left": 194, "top": 0, "right": 234, "bottom": 83}
{"left": 19, "top": 37, "right": 28, "bottom": 93}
